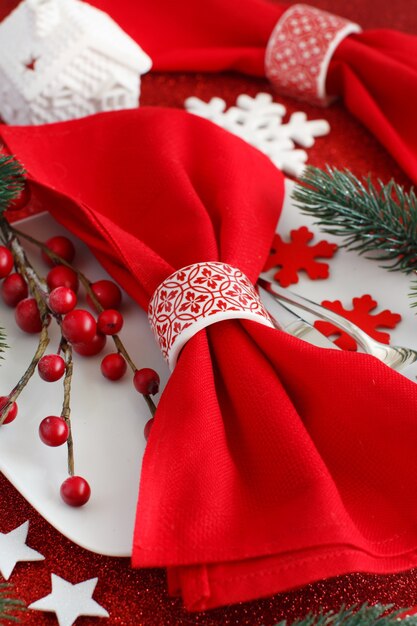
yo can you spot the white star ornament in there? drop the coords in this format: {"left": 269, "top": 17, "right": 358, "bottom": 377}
{"left": 0, "top": 520, "right": 44, "bottom": 580}
{"left": 29, "top": 574, "right": 109, "bottom": 626}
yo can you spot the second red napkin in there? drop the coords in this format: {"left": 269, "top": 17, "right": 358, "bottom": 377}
{"left": 85, "top": 0, "right": 417, "bottom": 185}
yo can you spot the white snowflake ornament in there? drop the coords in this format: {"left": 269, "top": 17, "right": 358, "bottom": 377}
{"left": 185, "top": 93, "right": 330, "bottom": 177}
{"left": 0, "top": 0, "right": 152, "bottom": 125}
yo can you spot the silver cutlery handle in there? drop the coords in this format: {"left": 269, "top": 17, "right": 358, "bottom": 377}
{"left": 258, "top": 285, "right": 340, "bottom": 350}
{"left": 258, "top": 278, "right": 417, "bottom": 371}
{"left": 258, "top": 278, "right": 374, "bottom": 354}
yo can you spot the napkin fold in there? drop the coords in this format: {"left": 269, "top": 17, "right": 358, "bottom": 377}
{"left": 2, "top": 109, "right": 417, "bottom": 611}
{"left": 87, "top": 0, "right": 417, "bottom": 185}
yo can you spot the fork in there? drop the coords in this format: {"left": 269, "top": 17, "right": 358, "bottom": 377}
{"left": 258, "top": 277, "right": 417, "bottom": 371}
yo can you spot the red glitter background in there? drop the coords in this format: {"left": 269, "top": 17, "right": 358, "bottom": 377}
{"left": 1, "top": 1, "right": 417, "bottom": 624}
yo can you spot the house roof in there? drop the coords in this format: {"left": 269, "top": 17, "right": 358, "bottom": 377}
{"left": 75, "top": 1, "right": 152, "bottom": 74}
{"left": 0, "top": 0, "right": 152, "bottom": 101}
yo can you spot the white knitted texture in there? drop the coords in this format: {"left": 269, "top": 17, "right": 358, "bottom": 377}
{"left": 0, "top": 0, "right": 152, "bottom": 125}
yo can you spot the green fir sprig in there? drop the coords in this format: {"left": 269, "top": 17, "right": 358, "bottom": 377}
{"left": 0, "top": 155, "right": 25, "bottom": 215}
{"left": 273, "top": 604, "right": 417, "bottom": 626}
{"left": 293, "top": 166, "right": 417, "bottom": 273}
{"left": 0, "top": 326, "right": 7, "bottom": 361}
{"left": 0, "top": 155, "right": 25, "bottom": 360}
{"left": 0, "top": 583, "right": 25, "bottom": 622}
{"left": 292, "top": 166, "right": 417, "bottom": 307}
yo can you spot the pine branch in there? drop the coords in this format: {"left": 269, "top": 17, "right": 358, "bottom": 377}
{"left": 292, "top": 166, "right": 417, "bottom": 274}
{"left": 273, "top": 604, "right": 417, "bottom": 626}
{"left": 0, "top": 155, "right": 25, "bottom": 215}
{"left": 0, "top": 155, "right": 25, "bottom": 363}
{"left": 0, "top": 325, "right": 7, "bottom": 361}
{"left": 0, "top": 583, "right": 25, "bottom": 622}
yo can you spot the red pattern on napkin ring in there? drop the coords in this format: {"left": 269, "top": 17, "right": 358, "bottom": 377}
{"left": 265, "top": 4, "right": 361, "bottom": 106}
{"left": 148, "top": 262, "right": 274, "bottom": 369}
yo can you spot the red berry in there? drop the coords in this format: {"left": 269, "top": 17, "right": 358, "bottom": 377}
{"left": 97, "top": 309, "right": 123, "bottom": 335}
{"left": 0, "top": 246, "right": 13, "bottom": 278}
{"left": 6, "top": 183, "right": 31, "bottom": 212}
{"left": 144, "top": 418, "right": 154, "bottom": 441}
{"left": 62, "top": 309, "right": 96, "bottom": 343}
{"left": 42, "top": 236, "right": 75, "bottom": 267}
{"left": 60, "top": 476, "right": 91, "bottom": 507}
{"left": 0, "top": 396, "right": 18, "bottom": 425}
{"left": 47, "top": 265, "right": 79, "bottom": 293}
{"left": 38, "top": 354, "right": 66, "bottom": 382}
{"left": 133, "top": 368, "right": 160, "bottom": 395}
{"left": 101, "top": 353, "right": 127, "bottom": 380}
{"left": 72, "top": 332, "right": 106, "bottom": 357}
{"left": 1, "top": 273, "right": 28, "bottom": 307}
{"left": 15, "top": 297, "right": 43, "bottom": 333}
{"left": 87, "top": 280, "right": 122, "bottom": 311}
{"left": 39, "top": 416, "right": 69, "bottom": 446}
{"left": 48, "top": 286, "right": 77, "bottom": 314}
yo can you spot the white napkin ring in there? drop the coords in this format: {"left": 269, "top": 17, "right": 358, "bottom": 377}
{"left": 148, "top": 262, "right": 274, "bottom": 369}
{"left": 265, "top": 4, "right": 361, "bottom": 106}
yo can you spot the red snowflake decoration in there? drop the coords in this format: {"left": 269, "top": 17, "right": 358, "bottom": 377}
{"left": 263, "top": 226, "right": 338, "bottom": 287}
{"left": 314, "top": 294, "right": 402, "bottom": 351}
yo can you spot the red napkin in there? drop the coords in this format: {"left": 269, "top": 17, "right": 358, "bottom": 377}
{"left": 3, "top": 109, "right": 417, "bottom": 611}
{"left": 86, "top": 0, "right": 417, "bottom": 185}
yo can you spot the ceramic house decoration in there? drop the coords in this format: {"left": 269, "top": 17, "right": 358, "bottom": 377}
{"left": 0, "top": 0, "right": 152, "bottom": 125}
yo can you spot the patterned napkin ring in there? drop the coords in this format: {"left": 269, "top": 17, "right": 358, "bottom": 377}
{"left": 265, "top": 4, "right": 361, "bottom": 106}
{"left": 148, "top": 262, "right": 274, "bottom": 369}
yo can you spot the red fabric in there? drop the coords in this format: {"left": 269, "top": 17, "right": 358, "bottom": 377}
{"left": 86, "top": 0, "right": 417, "bottom": 185}
{"left": 86, "top": 0, "right": 284, "bottom": 75}
{"left": 2, "top": 109, "right": 417, "bottom": 611}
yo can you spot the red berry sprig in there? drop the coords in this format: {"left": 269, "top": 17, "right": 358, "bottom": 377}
{"left": 0, "top": 246, "right": 14, "bottom": 278}
{"left": 38, "top": 354, "right": 66, "bottom": 382}
{"left": 73, "top": 332, "right": 106, "bottom": 357}
{"left": 39, "top": 416, "right": 69, "bottom": 447}
{"left": 48, "top": 286, "right": 77, "bottom": 314}
{"left": 47, "top": 265, "right": 79, "bottom": 293}
{"left": 0, "top": 218, "right": 160, "bottom": 507}
{"left": 87, "top": 280, "right": 122, "bottom": 311}
{"left": 60, "top": 476, "right": 91, "bottom": 507}
{"left": 62, "top": 309, "right": 96, "bottom": 343}
{"left": 97, "top": 309, "right": 123, "bottom": 335}
{"left": 0, "top": 396, "right": 18, "bottom": 424}
{"left": 133, "top": 368, "right": 160, "bottom": 395}
{"left": 15, "top": 297, "right": 45, "bottom": 333}
{"left": 42, "top": 236, "right": 75, "bottom": 267}
{"left": 101, "top": 353, "right": 127, "bottom": 380}
{"left": 1, "top": 273, "right": 28, "bottom": 307}
{"left": 0, "top": 219, "right": 51, "bottom": 428}
{"left": 0, "top": 151, "right": 161, "bottom": 504}
{"left": 18, "top": 226, "right": 159, "bottom": 418}
{"left": 0, "top": 226, "right": 83, "bottom": 501}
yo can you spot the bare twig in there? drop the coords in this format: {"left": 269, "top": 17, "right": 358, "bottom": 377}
{"left": 0, "top": 324, "right": 49, "bottom": 425}
{"left": 61, "top": 340, "right": 75, "bottom": 476}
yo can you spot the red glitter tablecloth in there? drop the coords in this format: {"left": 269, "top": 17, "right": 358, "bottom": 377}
{"left": 1, "top": 1, "right": 417, "bottom": 624}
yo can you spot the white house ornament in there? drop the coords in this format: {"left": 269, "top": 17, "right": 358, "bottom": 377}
{"left": 0, "top": 0, "right": 152, "bottom": 125}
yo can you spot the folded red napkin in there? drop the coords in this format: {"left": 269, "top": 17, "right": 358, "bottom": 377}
{"left": 86, "top": 0, "right": 417, "bottom": 185}
{"left": 2, "top": 108, "right": 417, "bottom": 610}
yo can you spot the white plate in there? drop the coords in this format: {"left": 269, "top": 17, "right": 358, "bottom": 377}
{"left": 1, "top": 181, "right": 416, "bottom": 557}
